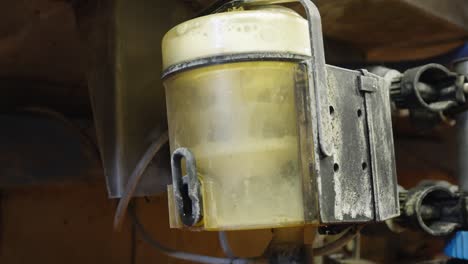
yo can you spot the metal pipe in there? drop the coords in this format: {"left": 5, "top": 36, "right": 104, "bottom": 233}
{"left": 454, "top": 57, "right": 468, "bottom": 192}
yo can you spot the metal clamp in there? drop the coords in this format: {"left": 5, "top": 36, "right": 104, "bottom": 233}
{"left": 298, "top": 0, "right": 332, "bottom": 157}
{"left": 171, "top": 148, "right": 203, "bottom": 227}
{"left": 359, "top": 69, "right": 399, "bottom": 221}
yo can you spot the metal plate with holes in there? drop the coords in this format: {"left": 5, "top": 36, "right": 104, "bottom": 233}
{"left": 318, "top": 66, "right": 375, "bottom": 223}
{"left": 296, "top": 65, "right": 398, "bottom": 224}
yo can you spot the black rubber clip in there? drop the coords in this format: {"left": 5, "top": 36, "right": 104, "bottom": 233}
{"left": 171, "top": 148, "right": 203, "bottom": 227}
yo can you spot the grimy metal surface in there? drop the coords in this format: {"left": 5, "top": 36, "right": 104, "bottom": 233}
{"left": 75, "top": 0, "right": 191, "bottom": 198}
{"left": 298, "top": 0, "right": 333, "bottom": 158}
{"left": 290, "top": 0, "right": 334, "bottom": 223}
{"left": 360, "top": 70, "right": 399, "bottom": 221}
{"left": 293, "top": 0, "right": 397, "bottom": 223}
{"left": 296, "top": 64, "right": 398, "bottom": 223}
{"left": 295, "top": 62, "right": 320, "bottom": 223}
{"left": 318, "top": 66, "right": 374, "bottom": 223}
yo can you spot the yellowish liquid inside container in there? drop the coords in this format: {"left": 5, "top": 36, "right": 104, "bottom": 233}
{"left": 164, "top": 61, "right": 304, "bottom": 230}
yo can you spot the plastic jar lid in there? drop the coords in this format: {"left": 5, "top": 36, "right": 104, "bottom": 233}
{"left": 162, "top": 7, "right": 311, "bottom": 70}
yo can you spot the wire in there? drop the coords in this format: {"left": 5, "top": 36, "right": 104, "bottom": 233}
{"left": 312, "top": 225, "right": 364, "bottom": 257}
{"left": 218, "top": 231, "right": 236, "bottom": 258}
{"left": 113, "top": 131, "right": 169, "bottom": 230}
{"left": 128, "top": 203, "right": 254, "bottom": 264}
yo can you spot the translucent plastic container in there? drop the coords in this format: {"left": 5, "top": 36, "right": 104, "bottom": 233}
{"left": 164, "top": 61, "right": 304, "bottom": 230}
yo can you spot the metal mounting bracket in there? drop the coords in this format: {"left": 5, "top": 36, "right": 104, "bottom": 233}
{"left": 359, "top": 69, "right": 399, "bottom": 221}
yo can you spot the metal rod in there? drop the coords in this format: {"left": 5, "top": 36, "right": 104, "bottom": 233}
{"left": 454, "top": 58, "right": 468, "bottom": 192}
{"left": 299, "top": 0, "right": 332, "bottom": 157}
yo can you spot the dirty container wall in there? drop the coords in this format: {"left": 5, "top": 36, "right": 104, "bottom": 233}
{"left": 164, "top": 61, "right": 305, "bottom": 230}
